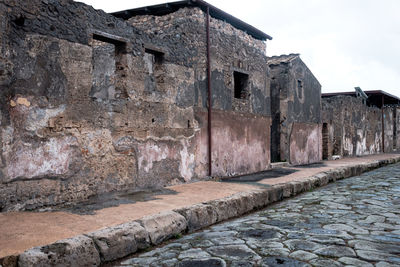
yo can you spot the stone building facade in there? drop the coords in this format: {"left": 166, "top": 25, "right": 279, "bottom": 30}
{"left": 268, "top": 54, "right": 322, "bottom": 165}
{"left": 321, "top": 89, "right": 400, "bottom": 159}
{"left": 0, "top": 0, "right": 272, "bottom": 211}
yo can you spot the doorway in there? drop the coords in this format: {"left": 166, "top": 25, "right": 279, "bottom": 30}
{"left": 322, "top": 123, "right": 329, "bottom": 159}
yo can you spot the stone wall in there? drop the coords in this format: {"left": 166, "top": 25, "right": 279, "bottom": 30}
{"left": 0, "top": 1, "right": 271, "bottom": 210}
{"left": 322, "top": 96, "right": 382, "bottom": 158}
{"left": 397, "top": 107, "right": 400, "bottom": 150}
{"left": 269, "top": 55, "right": 321, "bottom": 165}
{"left": 129, "top": 7, "right": 271, "bottom": 178}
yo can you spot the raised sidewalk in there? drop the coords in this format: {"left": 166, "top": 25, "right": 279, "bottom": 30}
{"left": 1, "top": 153, "right": 400, "bottom": 266}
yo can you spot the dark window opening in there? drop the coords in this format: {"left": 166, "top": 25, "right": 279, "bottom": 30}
{"left": 297, "top": 79, "right": 303, "bottom": 99}
{"left": 145, "top": 48, "right": 164, "bottom": 65}
{"left": 14, "top": 15, "right": 25, "bottom": 27}
{"left": 234, "top": 71, "right": 249, "bottom": 99}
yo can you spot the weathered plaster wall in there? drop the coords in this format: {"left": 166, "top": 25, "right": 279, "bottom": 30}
{"left": 195, "top": 109, "right": 270, "bottom": 177}
{"left": 130, "top": 7, "right": 271, "bottom": 177}
{"left": 289, "top": 123, "right": 321, "bottom": 165}
{"left": 383, "top": 107, "right": 394, "bottom": 153}
{"left": 0, "top": 1, "right": 271, "bottom": 210}
{"left": 0, "top": 1, "right": 198, "bottom": 210}
{"left": 269, "top": 55, "right": 321, "bottom": 165}
{"left": 322, "top": 96, "right": 382, "bottom": 158}
{"left": 397, "top": 107, "right": 400, "bottom": 150}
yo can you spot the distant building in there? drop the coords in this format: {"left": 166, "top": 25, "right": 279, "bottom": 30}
{"left": 321, "top": 88, "right": 400, "bottom": 158}
{"left": 268, "top": 54, "right": 322, "bottom": 165}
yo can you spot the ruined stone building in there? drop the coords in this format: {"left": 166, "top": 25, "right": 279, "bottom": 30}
{"left": 2, "top": 0, "right": 397, "bottom": 212}
{"left": 268, "top": 54, "right": 322, "bottom": 165}
{"left": 321, "top": 89, "right": 400, "bottom": 159}
{"left": 0, "top": 0, "right": 273, "bottom": 211}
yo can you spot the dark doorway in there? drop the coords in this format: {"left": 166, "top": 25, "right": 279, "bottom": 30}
{"left": 270, "top": 79, "right": 281, "bottom": 162}
{"left": 322, "top": 123, "right": 329, "bottom": 159}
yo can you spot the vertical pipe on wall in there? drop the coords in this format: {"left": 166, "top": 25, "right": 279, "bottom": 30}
{"left": 382, "top": 95, "right": 385, "bottom": 153}
{"left": 206, "top": 6, "right": 212, "bottom": 176}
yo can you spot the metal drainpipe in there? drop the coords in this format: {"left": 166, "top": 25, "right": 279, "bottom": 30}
{"left": 382, "top": 95, "right": 385, "bottom": 153}
{"left": 206, "top": 6, "right": 212, "bottom": 176}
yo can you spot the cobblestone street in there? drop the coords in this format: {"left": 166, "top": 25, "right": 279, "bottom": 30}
{"left": 114, "top": 163, "right": 400, "bottom": 267}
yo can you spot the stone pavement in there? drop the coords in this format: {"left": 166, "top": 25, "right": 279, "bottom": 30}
{"left": 1, "top": 153, "right": 400, "bottom": 266}
{"left": 114, "top": 162, "right": 400, "bottom": 267}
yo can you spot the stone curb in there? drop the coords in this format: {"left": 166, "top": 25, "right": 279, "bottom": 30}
{"left": 1, "top": 156, "right": 399, "bottom": 267}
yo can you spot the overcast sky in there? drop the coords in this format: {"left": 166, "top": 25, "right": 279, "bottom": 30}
{"left": 77, "top": 0, "right": 400, "bottom": 96}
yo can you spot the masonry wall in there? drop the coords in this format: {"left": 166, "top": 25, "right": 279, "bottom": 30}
{"left": 322, "top": 96, "right": 382, "bottom": 158}
{"left": 397, "top": 107, "right": 400, "bottom": 150}
{"left": 0, "top": 1, "right": 271, "bottom": 211}
{"left": 129, "top": 7, "right": 271, "bottom": 177}
{"left": 269, "top": 56, "right": 321, "bottom": 165}
{"left": 383, "top": 106, "right": 399, "bottom": 153}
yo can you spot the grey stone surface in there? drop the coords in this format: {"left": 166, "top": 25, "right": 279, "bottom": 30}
{"left": 338, "top": 257, "right": 373, "bottom": 267}
{"left": 18, "top": 235, "right": 100, "bottom": 267}
{"left": 175, "top": 204, "right": 218, "bottom": 232}
{"left": 111, "top": 163, "right": 400, "bottom": 266}
{"left": 139, "top": 211, "right": 187, "bottom": 245}
{"left": 88, "top": 221, "right": 149, "bottom": 261}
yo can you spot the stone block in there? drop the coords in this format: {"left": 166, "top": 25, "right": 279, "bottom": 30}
{"left": 175, "top": 204, "right": 218, "bottom": 232}
{"left": 268, "top": 185, "right": 283, "bottom": 203}
{"left": 139, "top": 211, "right": 187, "bottom": 245}
{"left": 282, "top": 183, "right": 294, "bottom": 198}
{"left": 87, "top": 221, "right": 150, "bottom": 262}
{"left": 249, "top": 188, "right": 270, "bottom": 209}
{"left": 208, "top": 197, "right": 240, "bottom": 222}
{"left": 292, "top": 181, "right": 305, "bottom": 195}
{"left": 18, "top": 235, "right": 100, "bottom": 267}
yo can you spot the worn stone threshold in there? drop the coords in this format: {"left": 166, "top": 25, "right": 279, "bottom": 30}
{"left": 1, "top": 155, "right": 400, "bottom": 267}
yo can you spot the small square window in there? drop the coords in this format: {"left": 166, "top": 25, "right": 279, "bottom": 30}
{"left": 145, "top": 48, "right": 164, "bottom": 65}
{"left": 297, "top": 79, "right": 303, "bottom": 99}
{"left": 234, "top": 71, "right": 249, "bottom": 99}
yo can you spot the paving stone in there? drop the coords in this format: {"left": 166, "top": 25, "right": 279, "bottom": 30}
{"left": 159, "top": 258, "right": 179, "bottom": 267}
{"left": 376, "top": 262, "right": 400, "bottom": 267}
{"left": 289, "top": 250, "right": 318, "bottom": 261}
{"left": 259, "top": 247, "right": 290, "bottom": 257}
{"left": 315, "top": 245, "right": 356, "bottom": 257}
{"left": 207, "top": 245, "right": 261, "bottom": 261}
{"left": 212, "top": 236, "right": 245, "bottom": 246}
{"left": 356, "top": 250, "right": 398, "bottom": 262}
{"left": 178, "top": 248, "right": 211, "bottom": 259}
{"left": 349, "top": 240, "right": 400, "bottom": 254}
{"left": 177, "top": 258, "right": 226, "bottom": 267}
{"left": 307, "top": 236, "right": 346, "bottom": 245}
{"left": 261, "top": 256, "right": 310, "bottom": 267}
{"left": 309, "top": 258, "right": 342, "bottom": 266}
{"left": 284, "top": 239, "right": 322, "bottom": 251}
{"left": 120, "top": 256, "right": 157, "bottom": 266}
{"left": 337, "top": 257, "right": 373, "bottom": 267}
{"left": 323, "top": 223, "right": 354, "bottom": 232}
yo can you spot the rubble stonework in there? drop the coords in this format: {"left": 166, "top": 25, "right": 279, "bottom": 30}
{"left": 268, "top": 54, "right": 322, "bottom": 165}
{"left": 0, "top": 0, "right": 271, "bottom": 211}
{"left": 322, "top": 96, "right": 383, "bottom": 158}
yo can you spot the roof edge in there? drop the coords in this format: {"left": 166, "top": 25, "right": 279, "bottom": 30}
{"left": 111, "top": 0, "right": 272, "bottom": 41}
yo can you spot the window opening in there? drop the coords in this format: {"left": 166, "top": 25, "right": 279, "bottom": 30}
{"left": 297, "top": 79, "right": 303, "bottom": 99}
{"left": 234, "top": 71, "right": 249, "bottom": 99}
